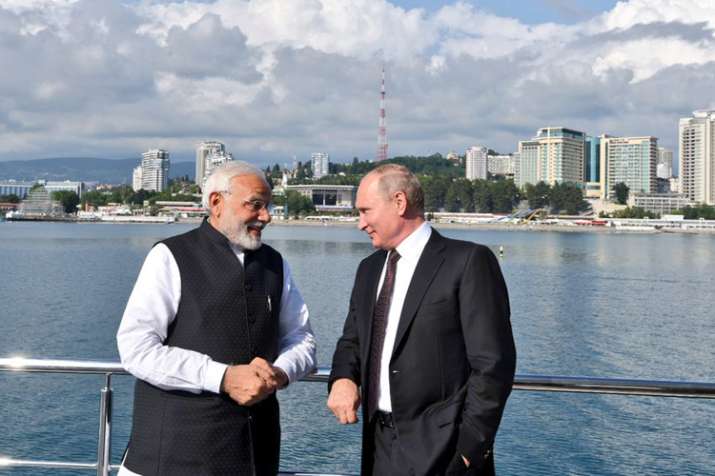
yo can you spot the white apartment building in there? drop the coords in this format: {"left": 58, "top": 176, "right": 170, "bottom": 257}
{"left": 311, "top": 152, "right": 329, "bottom": 179}
{"left": 657, "top": 147, "right": 674, "bottom": 179}
{"left": 487, "top": 154, "right": 515, "bottom": 178}
{"left": 195, "top": 141, "right": 226, "bottom": 187}
{"left": 141, "top": 149, "right": 170, "bottom": 192}
{"left": 203, "top": 151, "right": 233, "bottom": 187}
{"left": 679, "top": 110, "right": 715, "bottom": 205}
{"left": 516, "top": 127, "right": 585, "bottom": 188}
{"left": 132, "top": 166, "right": 143, "bottom": 192}
{"left": 44, "top": 180, "right": 85, "bottom": 198}
{"left": 599, "top": 136, "right": 658, "bottom": 200}
{"left": 0, "top": 180, "right": 35, "bottom": 199}
{"left": 465, "top": 146, "right": 488, "bottom": 180}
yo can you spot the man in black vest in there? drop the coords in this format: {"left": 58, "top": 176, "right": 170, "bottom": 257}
{"left": 117, "top": 161, "right": 316, "bottom": 476}
{"left": 328, "top": 164, "right": 515, "bottom": 475}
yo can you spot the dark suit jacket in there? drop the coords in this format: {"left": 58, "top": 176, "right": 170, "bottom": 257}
{"left": 330, "top": 229, "right": 516, "bottom": 476}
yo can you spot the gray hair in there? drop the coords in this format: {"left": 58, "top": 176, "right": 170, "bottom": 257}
{"left": 202, "top": 161, "right": 267, "bottom": 209}
{"left": 369, "top": 163, "right": 424, "bottom": 214}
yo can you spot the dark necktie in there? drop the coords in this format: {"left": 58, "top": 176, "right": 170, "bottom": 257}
{"left": 367, "top": 249, "right": 401, "bottom": 419}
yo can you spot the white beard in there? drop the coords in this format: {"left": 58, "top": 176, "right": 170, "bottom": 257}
{"left": 218, "top": 215, "right": 264, "bottom": 250}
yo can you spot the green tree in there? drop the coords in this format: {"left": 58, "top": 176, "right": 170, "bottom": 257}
{"left": 81, "top": 190, "right": 109, "bottom": 207}
{"left": 284, "top": 191, "right": 315, "bottom": 218}
{"left": 472, "top": 180, "right": 493, "bottom": 212}
{"left": 491, "top": 179, "right": 520, "bottom": 213}
{"left": 0, "top": 194, "right": 20, "bottom": 203}
{"left": 549, "top": 182, "right": 588, "bottom": 215}
{"left": 445, "top": 179, "right": 473, "bottom": 212}
{"left": 612, "top": 207, "right": 658, "bottom": 219}
{"left": 51, "top": 191, "right": 80, "bottom": 214}
{"left": 420, "top": 176, "right": 450, "bottom": 212}
{"left": 613, "top": 182, "right": 630, "bottom": 205}
{"left": 525, "top": 181, "right": 551, "bottom": 210}
{"left": 678, "top": 204, "right": 715, "bottom": 220}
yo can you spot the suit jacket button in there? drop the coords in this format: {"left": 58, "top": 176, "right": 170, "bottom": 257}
{"left": 391, "top": 370, "right": 400, "bottom": 374}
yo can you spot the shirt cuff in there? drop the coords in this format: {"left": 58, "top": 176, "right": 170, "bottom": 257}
{"left": 204, "top": 361, "right": 229, "bottom": 394}
{"left": 273, "top": 357, "right": 296, "bottom": 386}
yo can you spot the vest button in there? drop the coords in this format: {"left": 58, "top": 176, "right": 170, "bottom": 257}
{"left": 244, "top": 283, "right": 253, "bottom": 291}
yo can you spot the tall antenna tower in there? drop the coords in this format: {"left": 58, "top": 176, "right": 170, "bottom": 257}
{"left": 376, "top": 65, "right": 388, "bottom": 162}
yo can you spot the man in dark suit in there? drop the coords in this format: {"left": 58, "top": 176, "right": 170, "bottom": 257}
{"left": 328, "top": 164, "right": 516, "bottom": 475}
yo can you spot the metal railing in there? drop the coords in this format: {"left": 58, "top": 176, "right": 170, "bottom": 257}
{"left": 1, "top": 357, "right": 715, "bottom": 475}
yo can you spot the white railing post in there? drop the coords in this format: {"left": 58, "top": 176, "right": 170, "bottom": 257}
{"left": 97, "top": 373, "right": 113, "bottom": 476}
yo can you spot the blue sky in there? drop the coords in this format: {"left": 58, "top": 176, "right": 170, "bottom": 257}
{"left": 393, "top": 0, "right": 619, "bottom": 24}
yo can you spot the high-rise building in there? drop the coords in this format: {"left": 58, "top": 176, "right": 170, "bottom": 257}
{"left": 516, "top": 127, "right": 585, "bottom": 188}
{"left": 487, "top": 154, "right": 515, "bottom": 178}
{"left": 679, "top": 110, "right": 715, "bottom": 205}
{"left": 465, "top": 146, "right": 488, "bottom": 180}
{"left": 657, "top": 147, "right": 674, "bottom": 179}
{"left": 195, "top": 141, "right": 226, "bottom": 187}
{"left": 311, "top": 152, "right": 329, "bottom": 179}
{"left": 132, "top": 166, "right": 143, "bottom": 192}
{"left": 585, "top": 136, "right": 601, "bottom": 182}
{"left": 599, "top": 136, "right": 657, "bottom": 200}
{"left": 141, "top": 149, "right": 170, "bottom": 192}
{"left": 203, "top": 151, "right": 233, "bottom": 187}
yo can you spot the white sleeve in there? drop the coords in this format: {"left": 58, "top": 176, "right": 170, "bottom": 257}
{"left": 116, "top": 243, "right": 227, "bottom": 394}
{"left": 272, "top": 259, "right": 317, "bottom": 385}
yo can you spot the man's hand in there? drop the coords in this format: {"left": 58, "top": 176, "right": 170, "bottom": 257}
{"left": 327, "top": 378, "right": 360, "bottom": 424}
{"left": 222, "top": 357, "right": 287, "bottom": 406}
{"left": 249, "top": 357, "right": 288, "bottom": 389}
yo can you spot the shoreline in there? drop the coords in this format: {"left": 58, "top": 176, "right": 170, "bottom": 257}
{"left": 269, "top": 219, "right": 715, "bottom": 235}
{"left": 4, "top": 217, "right": 715, "bottom": 235}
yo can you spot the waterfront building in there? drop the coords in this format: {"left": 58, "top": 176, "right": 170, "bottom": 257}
{"left": 0, "top": 180, "right": 35, "bottom": 199}
{"left": 132, "top": 166, "right": 143, "bottom": 192}
{"left": 516, "top": 127, "right": 585, "bottom": 188}
{"left": 17, "top": 186, "right": 64, "bottom": 216}
{"left": 585, "top": 136, "right": 601, "bottom": 182}
{"left": 465, "top": 146, "right": 488, "bottom": 180}
{"left": 657, "top": 147, "right": 674, "bottom": 179}
{"left": 141, "top": 149, "right": 170, "bottom": 192}
{"left": 669, "top": 177, "right": 680, "bottom": 194}
{"left": 195, "top": 141, "right": 226, "bottom": 187}
{"left": 311, "top": 152, "right": 329, "bottom": 179}
{"left": 203, "top": 151, "right": 233, "bottom": 187}
{"left": 487, "top": 154, "right": 515, "bottom": 178}
{"left": 679, "top": 110, "right": 715, "bottom": 205}
{"left": 632, "top": 193, "right": 692, "bottom": 215}
{"left": 285, "top": 184, "right": 355, "bottom": 212}
{"left": 599, "top": 136, "right": 657, "bottom": 201}
{"left": 583, "top": 181, "right": 602, "bottom": 199}
{"left": 45, "top": 180, "right": 85, "bottom": 198}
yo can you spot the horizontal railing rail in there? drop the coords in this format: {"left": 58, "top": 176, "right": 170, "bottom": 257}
{"left": 2, "top": 357, "right": 715, "bottom": 475}
{"left": 3, "top": 358, "right": 715, "bottom": 398}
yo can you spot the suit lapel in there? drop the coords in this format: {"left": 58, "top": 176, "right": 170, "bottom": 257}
{"left": 391, "top": 230, "right": 446, "bottom": 357}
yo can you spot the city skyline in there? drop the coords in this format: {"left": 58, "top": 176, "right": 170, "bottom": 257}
{"left": 0, "top": 1, "right": 714, "bottom": 165}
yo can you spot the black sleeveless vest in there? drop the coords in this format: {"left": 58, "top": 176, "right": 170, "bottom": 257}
{"left": 124, "top": 219, "right": 284, "bottom": 476}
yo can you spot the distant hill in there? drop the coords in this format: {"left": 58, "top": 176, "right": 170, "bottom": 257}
{"left": 0, "top": 157, "right": 194, "bottom": 184}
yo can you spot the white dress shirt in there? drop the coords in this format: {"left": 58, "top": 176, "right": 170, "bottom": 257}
{"left": 116, "top": 242, "right": 316, "bottom": 476}
{"left": 376, "top": 221, "right": 432, "bottom": 412}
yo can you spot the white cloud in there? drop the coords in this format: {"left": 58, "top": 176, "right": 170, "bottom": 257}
{"left": 1, "top": 0, "right": 715, "bottom": 165}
